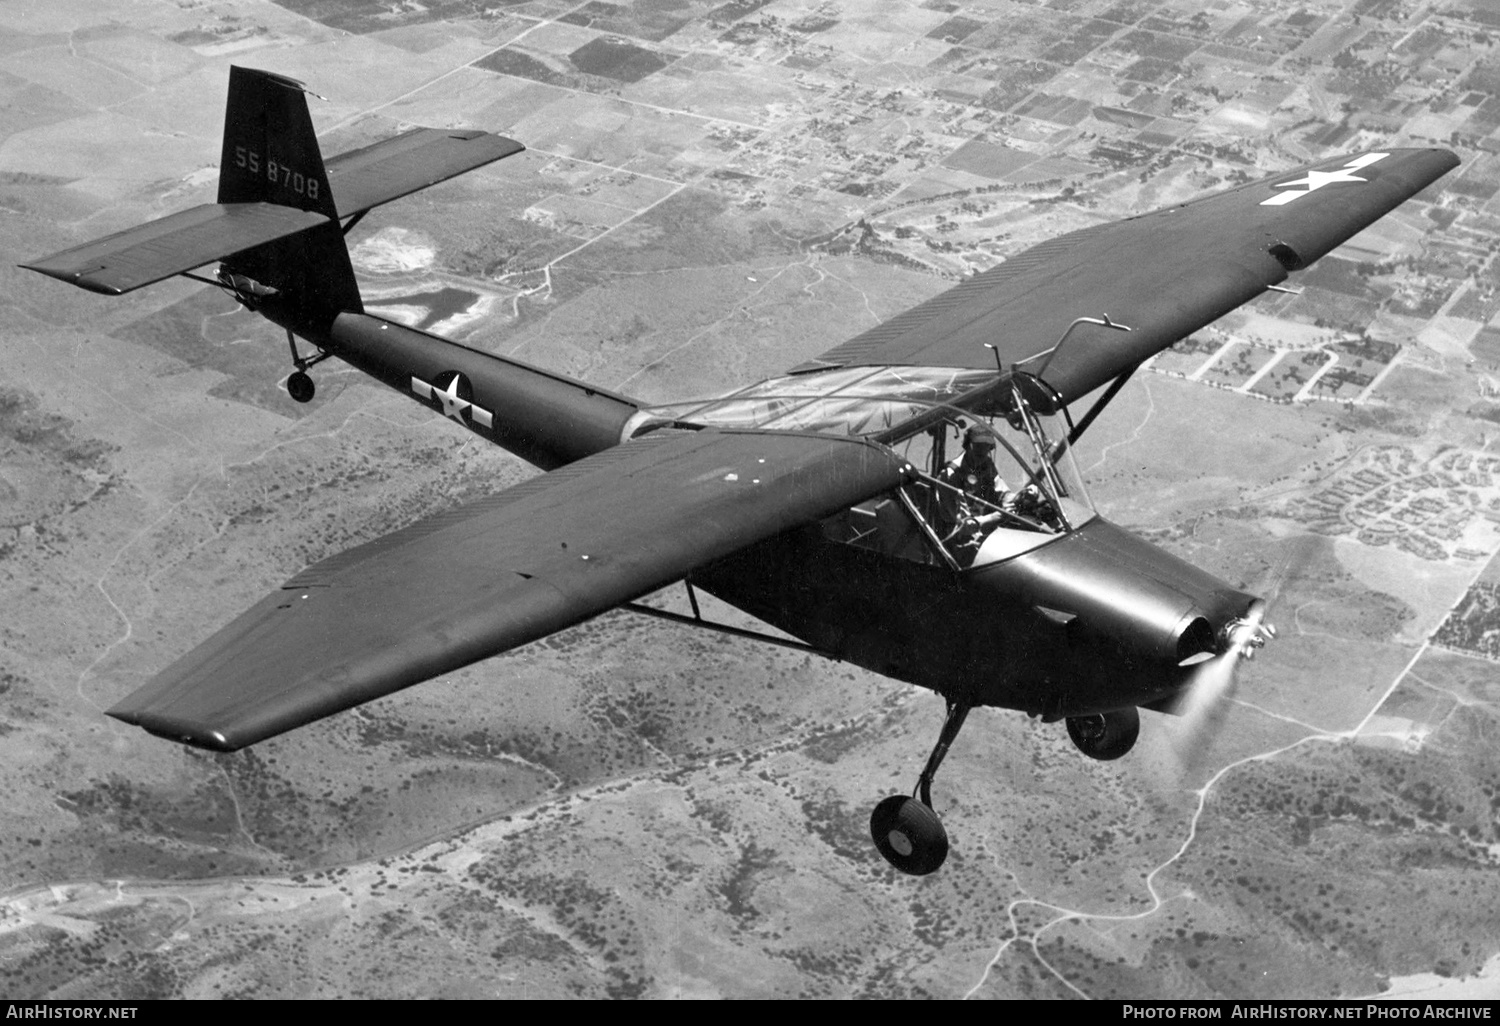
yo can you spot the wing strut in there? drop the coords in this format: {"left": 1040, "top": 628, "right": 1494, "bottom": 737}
{"left": 1066, "top": 362, "right": 1141, "bottom": 446}
{"left": 620, "top": 597, "right": 837, "bottom": 658}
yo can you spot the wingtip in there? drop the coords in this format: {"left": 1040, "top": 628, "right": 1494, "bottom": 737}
{"left": 21, "top": 259, "right": 133, "bottom": 295}
{"left": 106, "top": 705, "right": 239, "bottom": 752}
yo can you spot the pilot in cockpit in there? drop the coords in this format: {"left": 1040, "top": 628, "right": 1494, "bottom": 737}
{"left": 946, "top": 425, "right": 1005, "bottom": 500}
{"left": 938, "top": 425, "right": 1009, "bottom": 555}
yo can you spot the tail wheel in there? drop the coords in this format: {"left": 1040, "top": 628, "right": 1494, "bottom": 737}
{"left": 284, "top": 330, "right": 328, "bottom": 404}
{"left": 1066, "top": 707, "right": 1140, "bottom": 761}
{"left": 870, "top": 795, "right": 949, "bottom": 875}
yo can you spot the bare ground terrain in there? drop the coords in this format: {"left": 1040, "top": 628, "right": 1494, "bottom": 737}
{"left": 3, "top": 0, "right": 1500, "bottom": 1000}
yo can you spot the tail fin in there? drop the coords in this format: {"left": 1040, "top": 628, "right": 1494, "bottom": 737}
{"left": 216, "top": 66, "right": 362, "bottom": 320}
{"left": 218, "top": 67, "right": 338, "bottom": 216}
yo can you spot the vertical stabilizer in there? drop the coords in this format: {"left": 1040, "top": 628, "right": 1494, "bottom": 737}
{"left": 219, "top": 67, "right": 337, "bottom": 217}
{"left": 217, "top": 66, "right": 362, "bottom": 321}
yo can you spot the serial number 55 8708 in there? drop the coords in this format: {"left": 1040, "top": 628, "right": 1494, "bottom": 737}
{"left": 233, "top": 145, "right": 321, "bottom": 200}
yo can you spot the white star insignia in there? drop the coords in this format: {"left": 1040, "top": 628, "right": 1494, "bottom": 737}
{"left": 433, "top": 375, "right": 469, "bottom": 422}
{"left": 1261, "top": 152, "right": 1389, "bottom": 206}
{"left": 410, "top": 374, "right": 494, "bottom": 429}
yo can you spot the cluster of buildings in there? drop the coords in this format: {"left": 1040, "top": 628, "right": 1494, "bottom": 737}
{"left": 1287, "top": 447, "right": 1500, "bottom": 562}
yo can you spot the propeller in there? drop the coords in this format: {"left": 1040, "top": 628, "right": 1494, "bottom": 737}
{"left": 1168, "top": 599, "right": 1276, "bottom": 772}
{"left": 1169, "top": 529, "right": 1315, "bottom": 768}
{"left": 1184, "top": 601, "right": 1273, "bottom": 716}
{"left": 1154, "top": 532, "right": 1323, "bottom": 780}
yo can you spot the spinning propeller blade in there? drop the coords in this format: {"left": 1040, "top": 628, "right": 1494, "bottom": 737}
{"left": 1168, "top": 599, "right": 1276, "bottom": 773}
{"left": 1162, "top": 533, "right": 1310, "bottom": 771}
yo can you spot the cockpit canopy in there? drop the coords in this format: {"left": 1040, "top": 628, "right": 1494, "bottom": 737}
{"left": 626, "top": 365, "right": 997, "bottom": 437}
{"left": 628, "top": 365, "right": 1096, "bottom": 569}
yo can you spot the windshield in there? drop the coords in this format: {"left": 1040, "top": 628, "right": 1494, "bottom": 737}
{"left": 888, "top": 392, "right": 1094, "bottom": 566}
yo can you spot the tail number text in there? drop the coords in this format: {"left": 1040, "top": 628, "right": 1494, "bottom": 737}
{"left": 234, "top": 146, "right": 321, "bottom": 200}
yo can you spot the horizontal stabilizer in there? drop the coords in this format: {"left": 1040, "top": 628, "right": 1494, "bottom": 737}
{"left": 107, "top": 429, "right": 907, "bottom": 751}
{"left": 326, "top": 128, "right": 525, "bottom": 218}
{"left": 21, "top": 202, "right": 329, "bottom": 295}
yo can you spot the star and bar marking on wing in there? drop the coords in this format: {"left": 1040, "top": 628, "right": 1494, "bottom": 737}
{"left": 410, "top": 371, "right": 494, "bottom": 429}
{"left": 1260, "top": 152, "right": 1389, "bottom": 206}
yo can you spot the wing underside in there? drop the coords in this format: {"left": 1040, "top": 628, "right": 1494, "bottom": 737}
{"left": 107, "top": 430, "right": 907, "bottom": 751}
{"left": 794, "top": 148, "right": 1459, "bottom": 406}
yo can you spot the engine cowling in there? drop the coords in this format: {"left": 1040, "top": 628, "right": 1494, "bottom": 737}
{"left": 974, "top": 514, "right": 1262, "bottom": 714}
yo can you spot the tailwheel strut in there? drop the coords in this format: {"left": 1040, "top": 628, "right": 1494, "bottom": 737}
{"left": 870, "top": 697, "right": 972, "bottom": 876}
{"left": 284, "top": 329, "right": 331, "bottom": 404}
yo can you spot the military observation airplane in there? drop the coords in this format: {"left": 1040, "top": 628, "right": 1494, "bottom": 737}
{"left": 25, "top": 68, "right": 1458, "bottom": 875}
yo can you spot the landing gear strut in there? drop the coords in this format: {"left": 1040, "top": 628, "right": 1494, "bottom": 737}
{"left": 284, "top": 329, "right": 331, "bottom": 404}
{"left": 870, "top": 697, "right": 971, "bottom": 876}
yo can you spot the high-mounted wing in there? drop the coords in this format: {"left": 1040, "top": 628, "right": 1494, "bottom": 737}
{"left": 108, "top": 429, "right": 907, "bottom": 751}
{"left": 795, "top": 148, "right": 1459, "bottom": 405}
{"left": 324, "top": 128, "right": 525, "bottom": 219}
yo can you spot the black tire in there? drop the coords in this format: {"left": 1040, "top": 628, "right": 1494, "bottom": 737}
{"left": 287, "top": 371, "right": 315, "bottom": 404}
{"left": 870, "top": 794, "right": 949, "bottom": 875}
{"left": 1066, "top": 707, "right": 1140, "bottom": 761}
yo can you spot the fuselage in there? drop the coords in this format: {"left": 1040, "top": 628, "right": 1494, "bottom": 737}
{"left": 259, "top": 301, "right": 643, "bottom": 470}
{"left": 693, "top": 509, "right": 1254, "bottom": 719}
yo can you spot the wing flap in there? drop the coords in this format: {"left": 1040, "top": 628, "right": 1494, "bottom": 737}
{"left": 20, "top": 203, "right": 330, "bottom": 295}
{"left": 107, "top": 430, "right": 907, "bottom": 750}
{"left": 795, "top": 147, "right": 1459, "bottom": 405}
{"left": 324, "top": 128, "right": 525, "bottom": 218}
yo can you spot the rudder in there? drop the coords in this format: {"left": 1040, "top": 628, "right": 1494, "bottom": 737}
{"left": 219, "top": 66, "right": 337, "bottom": 217}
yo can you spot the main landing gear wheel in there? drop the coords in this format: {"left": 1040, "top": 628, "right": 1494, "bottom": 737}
{"left": 1066, "top": 706, "right": 1140, "bottom": 761}
{"left": 870, "top": 697, "right": 972, "bottom": 876}
{"left": 287, "top": 371, "right": 315, "bottom": 403}
{"left": 871, "top": 795, "right": 949, "bottom": 875}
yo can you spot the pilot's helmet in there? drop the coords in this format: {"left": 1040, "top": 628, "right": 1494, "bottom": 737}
{"left": 964, "top": 425, "right": 995, "bottom": 451}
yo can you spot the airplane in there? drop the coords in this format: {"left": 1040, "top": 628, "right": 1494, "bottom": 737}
{"left": 23, "top": 67, "right": 1459, "bottom": 876}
